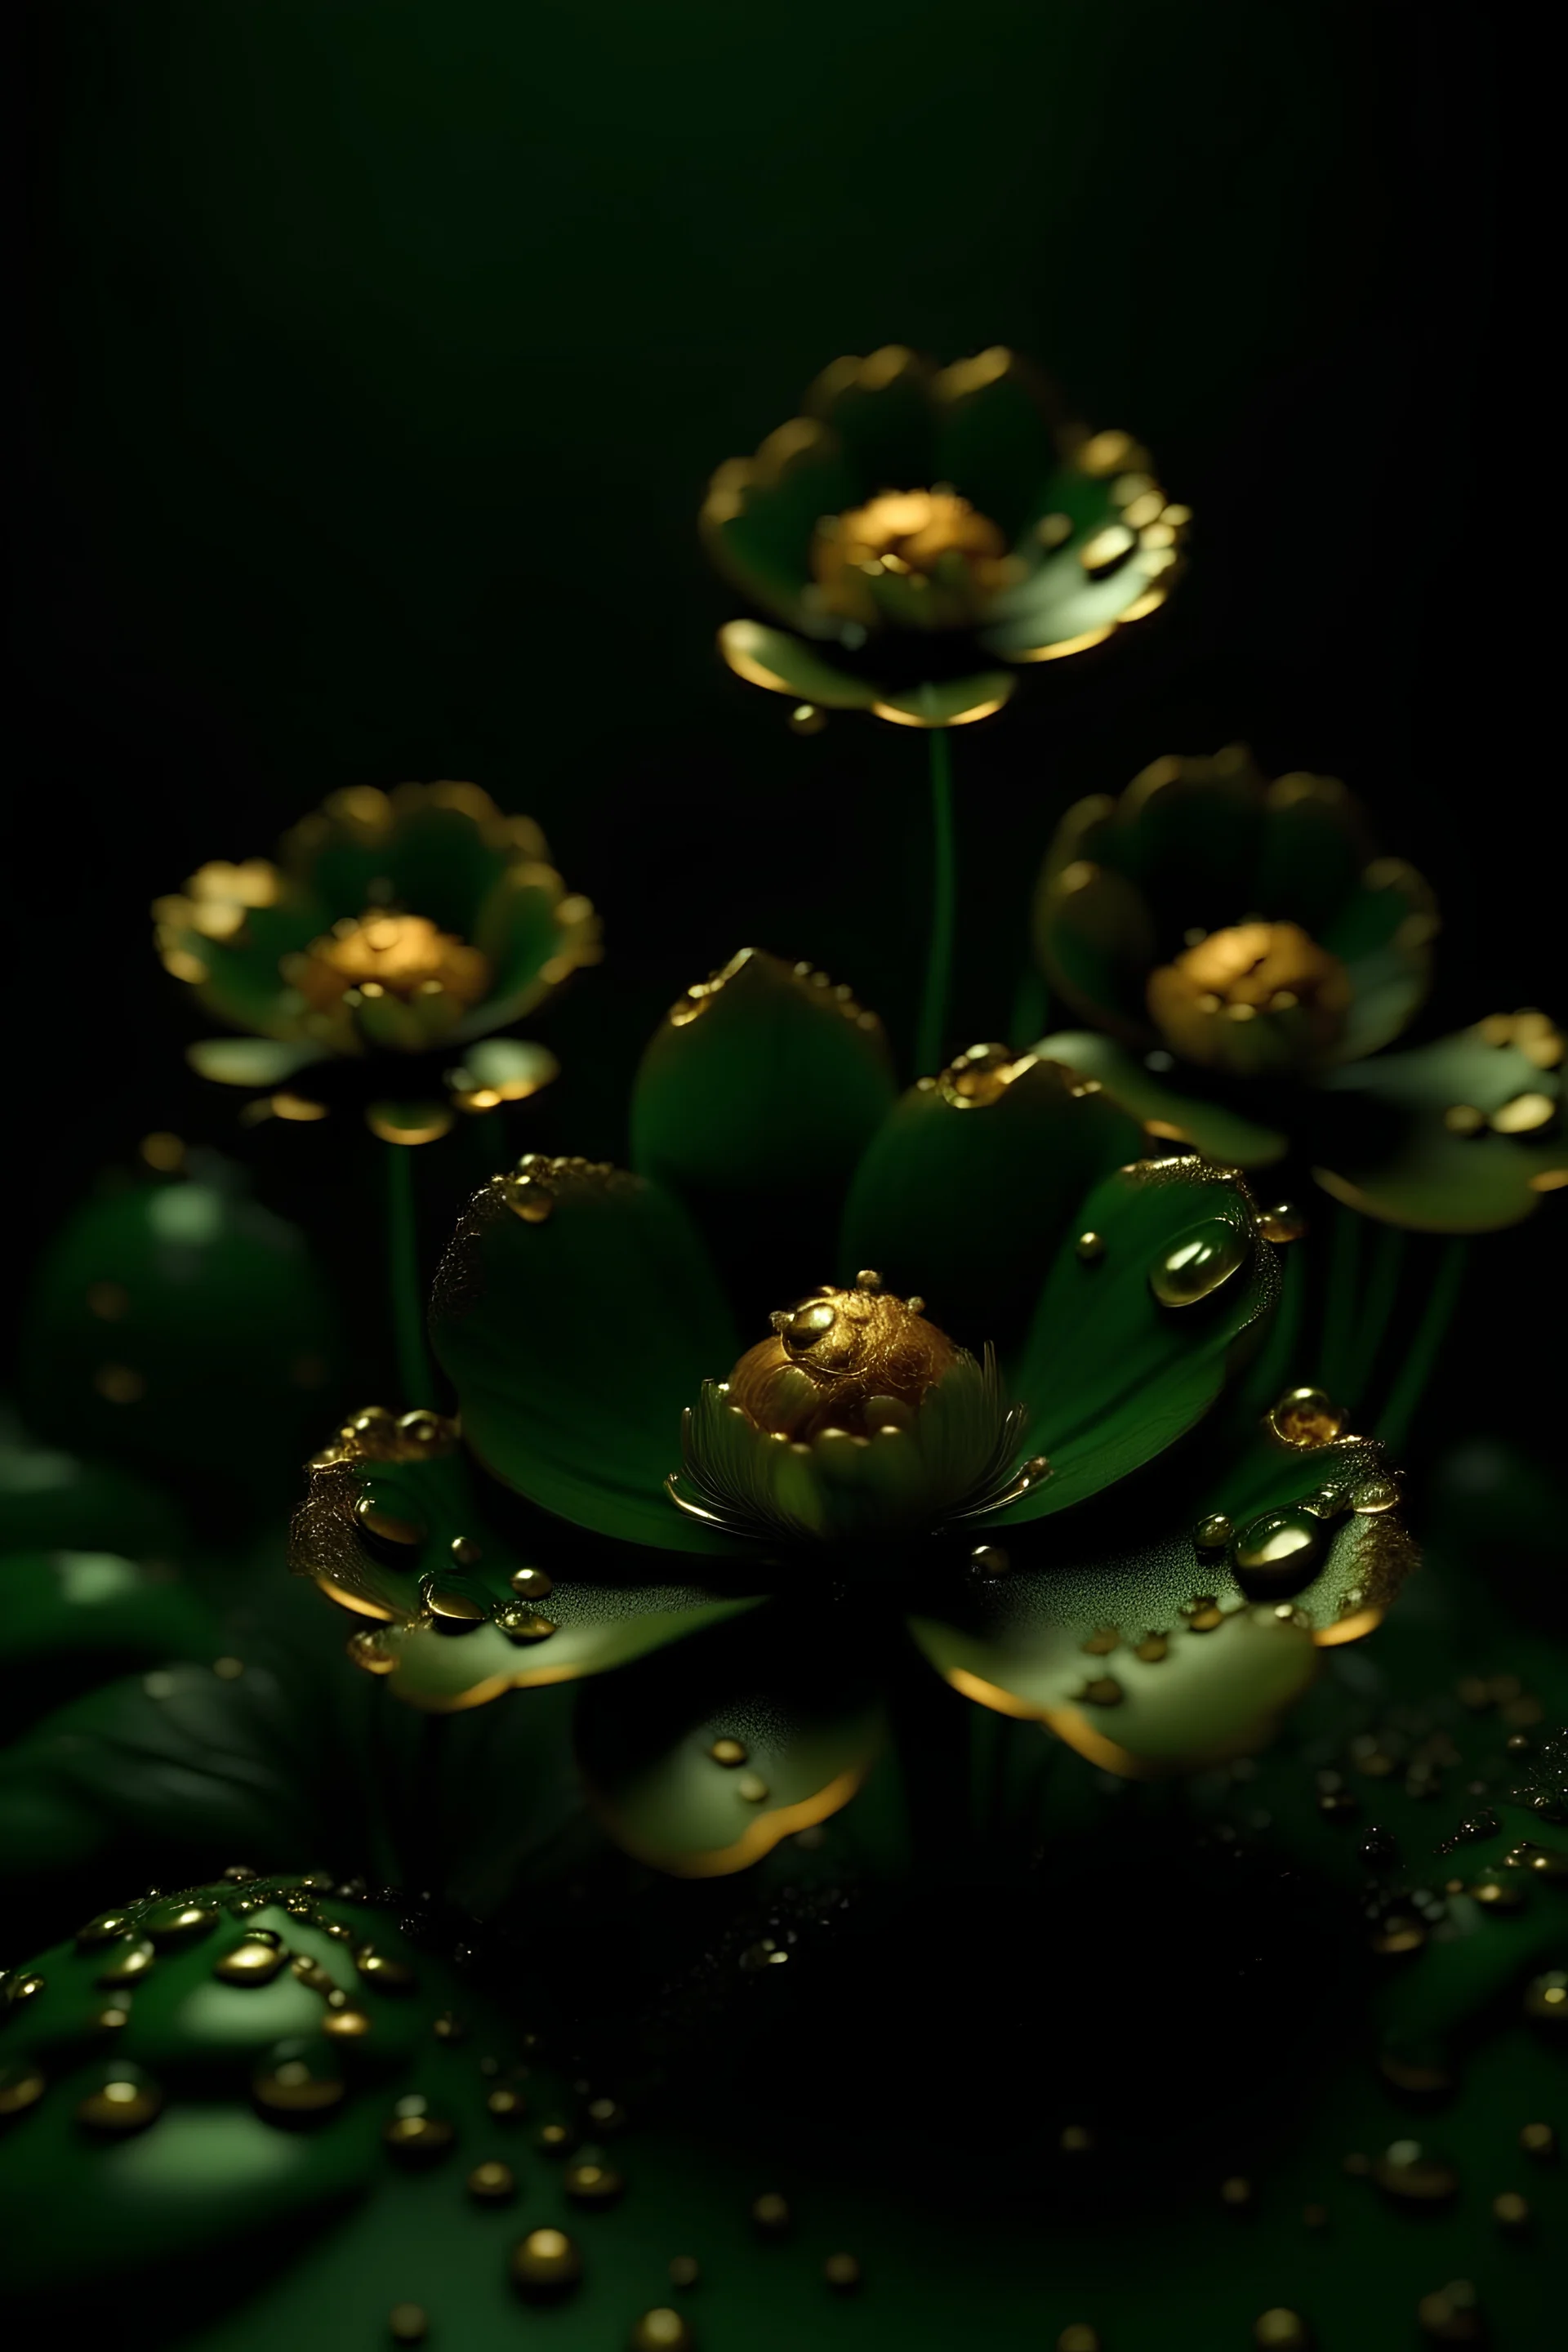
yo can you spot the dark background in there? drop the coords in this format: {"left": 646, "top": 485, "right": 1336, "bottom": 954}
{"left": 10, "top": 2, "right": 1552, "bottom": 1458}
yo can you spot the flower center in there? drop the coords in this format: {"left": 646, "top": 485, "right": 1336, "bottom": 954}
{"left": 1146, "top": 921, "right": 1352, "bottom": 1069}
{"left": 809, "top": 490, "right": 1016, "bottom": 629}
{"left": 728, "top": 1274, "right": 960, "bottom": 1441}
{"left": 293, "top": 913, "right": 492, "bottom": 1013}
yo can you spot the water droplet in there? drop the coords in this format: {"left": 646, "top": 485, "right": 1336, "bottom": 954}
{"left": 1076, "top": 1231, "right": 1105, "bottom": 1263}
{"left": 252, "top": 2040, "right": 347, "bottom": 2118}
{"left": 564, "top": 2155, "right": 624, "bottom": 2205}
{"left": 1525, "top": 1970, "right": 1567, "bottom": 2025}
{"left": 1254, "top": 2314, "right": 1312, "bottom": 2350}
{"left": 1492, "top": 2190, "right": 1530, "bottom": 2233}
{"left": 788, "top": 702, "right": 826, "bottom": 736}
{"left": 1079, "top": 1677, "right": 1123, "bottom": 1708}
{"left": 467, "top": 2160, "right": 516, "bottom": 2203}
{"left": 1520, "top": 2122, "right": 1556, "bottom": 2158}
{"left": 1352, "top": 1474, "right": 1401, "bottom": 1513}
{"left": 971, "top": 1544, "right": 1012, "bottom": 1576}
{"left": 1258, "top": 1203, "right": 1306, "bottom": 1244}
{"left": 1180, "top": 1596, "right": 1224, "bottom": 1633}
{"left": 1232, "top": 1510, "right": 1325, "bottom": 1598}
{"left": 449, "top": 1535, "right": 482, "bottom": 1566}
{"left": 354, "top": 1496, "right": 426, "bottom": 1547}
{"left": 1134, "top": 1633, "right": 1169, "bottom": 1663}
{"left": 348, "top": 1628, "right": 399, "bottom": 1675}
{"left": 1373, "top": 2139, "right": 1459, "bottom": 2203}
{"left": 142, "top": 1897, "right": 220, "bottom": 1948}
{"left": 1267, "top": 1388, "right": 1345, "bottom": 1449}
{"left": 751, "top": 2191, "right": 791, "bottom": 2238}
{"left": 76, "top": 2069, "right": 163, "bottom": 2136}
{"left": 824, "top": 2254, "right": 862, "bottom": 2294}
{"left": 668, "top": 2256, "right": 701, "bottom": 2290}
{"left": 0, "top": 2060, "right": 47, "bottom": 2117}
{"left": 1149, "top": 1218, "right": 1250, "bottom": 1307}
{"left": 630, "top": 2311, "right": 694, "bottom": 2352}
{"left": 216, "top": 1939, "right": 289, "bottom": 1986}
{"left": 736, "top": 1772, "right": 770, "bottom": 1804}
{"left": 388, "top": 2306, "right": 428, "bottom": 2347}
{"left": 1414, "top": 2280, "right": 1483, "bottom": 2344}
{"left": 496, "top": 1606, "right": 557, "bottom": 1643}
{"left": 709, "top": 1737, "right": 748, "bottom": 1766}
{"left": 501, "top": 1174, "right": 554, "bottom": 1223}
{"left": 354, "top": 1944, "right": 417, "bottom": 1992}
{"left": 1195, "top": 1512, "right": 1232, "bottom": 1552}
{"left": 510, "top": 2226, "right": 582, "bottom": 2299}
{"left": 383, "top": 2109, "right": 456, "bottom": 2165}
{"left": 96, "top": 1938, "right": 156, "bottom": 1989}
{"left": 510, "top": 1566, "right": 554, "bottom": 1599}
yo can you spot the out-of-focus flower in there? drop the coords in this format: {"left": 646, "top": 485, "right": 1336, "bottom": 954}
{"left": 154, "top": 782, "right": 599, "bottom": 1144}
{"left": 292, "top": 949, "right": 1413, "bottom": 1877}
{"left": 1032, "top": 748, "right": 1566, "bottom": 1229}
{"left": 702, "top": 347, "right": 1187, "bottom": 728}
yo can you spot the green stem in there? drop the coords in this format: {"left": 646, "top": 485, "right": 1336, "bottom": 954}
{"left": 1377, "top": 1238, "right": 1468, "bottom": 1458}
{"left": 384, "top": 1143, "right": 436, "bottom": 1405}
{"left": 1320, "top": 1204, "right": 1363, "bottom": 1401}
{"left": 1352, "top": 1223, "right": 1408, "bottom": 1417}
{"left": 915, "top": 728, "right": 956, "bottom": 1077}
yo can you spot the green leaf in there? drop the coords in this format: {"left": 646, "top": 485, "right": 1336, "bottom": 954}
{"left": 1310, "top": 1013, "right": 1566, "bottom": 1231}
{"left": 716, "top": 619, "right": 879, "bottom": 708}
{"left": 631, "top": 947, "right": 897, "bottom": 1276}
{"left": 911, "top": 1432, "right": 1412, "bottom": 1775}
{"left": 186, "top": 1036, "right": 325, "bottom": 1089}
{"left": 572, "top": 1605, "right": 886, "bottom": 1875}
{"left": 987, "top": 1158, "right": 1278, "bottom": 1525}
{"left": 430, "top": 1165, "right": 742, "bottom": 1552}
{"left": 1033, "top": 1031, "right": 1290, "bottom": 1167}
{"left": 0, "top": 1419, "right": 185, "bottom": 1557}
{"left": 840, "top": 1052, "right": 1142, "bottom": 1356}
{"left": 0, "top": 1551, "right": 218, "bottom": 1734}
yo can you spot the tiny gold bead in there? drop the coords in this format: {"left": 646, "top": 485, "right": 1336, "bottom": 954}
{"left": 467, "top": 2160, "right": 516, "bottom": 2204}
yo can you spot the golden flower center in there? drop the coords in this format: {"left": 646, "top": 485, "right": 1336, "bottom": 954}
{"left": 295, "top": 913, "right": 492, "bottom": 1011}
{"left": 810, "top": 490, "right": 1013, "bottom": 617}
{"left": 727, "top": 1276, "right": 960, "bottom": 1441}
{"left": 1147, "top": 921, "right": 1352, "bottom": 1062}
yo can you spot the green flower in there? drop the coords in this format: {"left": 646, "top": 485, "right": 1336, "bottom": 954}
{"left": 702, "top": 346, "right": 1187, "bottom": 728}
{"left": 154, "top": 781, "right": 600, "bottom": 1145}
{"left": 292, "top": 951, "right": 1414, "bottom": 1877}
{"left": 1032, "top": 747, "right": 1566, "bottom": 1229}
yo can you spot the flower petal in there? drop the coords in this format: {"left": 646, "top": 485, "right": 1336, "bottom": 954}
{"left": 987, "top": 1157, "right": 1278, "bottom": 1524}
{"left": 1317, "top": 855, "right": 1438, "bottom": 1062}
{"left": 716, "top": 619, "right": 879, "bottom": 708}
{"left": 281, "top": 781, "right": 523, "bottom": 938}
{"left": 185, "top": 1036, "right": 327, "bottom": 1089}
{"left": 930, "top": 349, "right": 1067, "bottom": 538}
{"left": 976, "top": 436, "right": 1187, "bottom": 664}
{"left": 804, "top": 345, "right": 939, "bottom": 490}
{"left": 840, "top": 1051, "right": 1142, "bottom": 1355}
{"left": 443, "top": 1036, "right": 559, "bottom": 1114}
{"left": 632, "top": 947, "right": 897, "bottom": 1285}
{"left": 430, "top": 1161, "right": 742, "bottom": 1551}
{"left": 702, "top": 416, "right": 860, "bottom": 626}
{"left": 867, "top": 672, "right": 1016, "bottom": 728}
{"left": 1033, "top": 1031, "right": 1290, "bottom": 1166}
{"left": 913, "top": 1432, "right": 1413, "bottom": 1774}
{"left": 1311, "top": 1012, "right": 1566, "bottom": 1230}
{"left": 466, "top": 864, "right": 600, "bottom": 1037}
{"left": 572, "top": 1606, "right": 885, "bottom": 1874}
{"left": 290, "top": 1414, "right": 764, "bottom": 1711}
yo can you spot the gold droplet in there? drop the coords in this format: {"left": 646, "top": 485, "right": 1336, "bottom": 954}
{"left": 1181, "top": 1597, "right": 1224, "bottom": 1633}
{"left": 75, "top": 1909, "right": 136, "bottom": 1950}
{"left": 77, "top": 2072, "right": 163, "bottom": 2136}
{"left": 630, "top": 2310, "right": 693, "bottom": 2351}
{"left": 1219, "top": 2175, "right": 1253, "bottom": 2210}
{"left": 1443, "top": 1103, "right": 1486, "bottom": 1137}
{"left": 432, "top": 2011, "right": 465, "bottom": 2042}
{"left": 565, "top": 2156, "right": 625, "bottom": 2206}
{"left": 449, "top": 1535, "right": 483, "bottom": 1566}
{"left": 501, "top": 1174, "right": 555, "bottom": 1224}
{"left": 142, "top": 1897, "right": 220, "bottom": 1949}
{"left": 751, "top": 2190, "right": 791, "bottom": 2237}
{"left": 1080, "top": 1627, "right": 1120, "bottom": 1656}
{"left": 585, "top": 2096, "right": 626, "bottom": 2132}
{"left": 496, "top": 1606, "right": 557, "bottom": 1643}
{"left": 1520, "top": 2121, "right": 1557, "bottom": 2158}
{"left": 1258, "top": 1203, "right": 1305, "bottom": 1243}
{"left": 1075, "top": 1231, "right": 1105, "bottom": 1263}
{"left": 1254, "top": 2315, "right": 1313, "bottom": 2350}
{"left": 971, "top": 1544, "right": 1012, "bottom": 1576}
{"left": 0, "top": 2060, "right": 47, "bottom": 2117}
{"left": 668, "top": 2256, "right": 701, "bottom": 2289}
{"left": 1058, "top": 2328, "right": 1102, "bottom": 2352}
{"left": 253, "top": 2047, "right": 346, "bottom": 2118}
{"left": 215, "top": 1939, "right": 289, "bottom": 1986}
{"left": 388, "top": 2306, "right": 428, "bottom": 2347}
{"left": 510, "top": 2226, "right": 582, "bottom": 2299}
{"left": 421, "top": 1579, "right": 486, "bottom": 1631}
{"left": 1492, "top": 2189, "right": 1530, "bottom": 2231}
{"left": 736, "top": 1772, "right": 769, "bottom": 1804}
{"left": 1149, "top": 1218, "right": 1249, "bottom": 1307}
{"left": 1525, "top": 1969, "right": 1567, "bottom": 2024}
{"left": 1490, "top": 1091, "right": 1556, "bottom": 1134}
{"left": 1080, "top": 1677, "right": 1123, "bottom": 1708}
{"left": 788, "top": 702, "right": 826, "bottom": 736}
{"left": 1414, "top": 2279, "right": 1484, "bottom": 2343}
{"left": 354, "top": 1496, "right": 426, "bottom": 1546}
{"left": 824, "top": 2253, "right": 862, "bottom": 2293}
{"left": 1134, "top": 1633, "right": 1169, "bottom": 1663}
{"left": 853, "top": 1269, "right": 884, "bottom": 1291}
{"left": 321, "top": 2006, "right": 372, "bottom": 2039}
{"left": 1195, "top": 1512, "right": 1232, "bottom": 1551}
{"left": 1268, "top": 1387, "right": 1346, "bottom": 1450}
{"left": 536, "top": 2120, "right": 576, "bottom": 2156}
{"left": 96, "top": 1939, "right": 156, "bottom": 1989}
{"left": 709, "top": 1737, "right": 748, "bottom": 1767}
{"left": 291, "top": 1954, "right": 336, "bottom": 1991}
{"left": 467, "top": 2159, "right": 516, "bottom": 2204}
{"left": 487, "top": 2085, "right": 527, "bottom": 2123}
{"left": 1351, "top": 1474, "right": 1401, "bottom": 1513}
{"left": 509, "top": 1566, "right": 554, "bottom": 1599}
{"left": 1232, "top": 1510, "right": 1325, "bottom": 1599}
{"left": 383, "top": 2110, "right": 456, "bottom": 2166}
{"left": 348, "top": 1628, "right": 399, "bottom": 1676}
{"left": 1373, "top": 2138, "right": 1459, "bottom": 2203}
